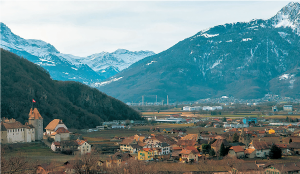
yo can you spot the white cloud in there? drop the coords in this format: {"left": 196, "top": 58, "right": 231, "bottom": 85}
{"left": 0, "top": 1, "right": 290, "bottom": 57}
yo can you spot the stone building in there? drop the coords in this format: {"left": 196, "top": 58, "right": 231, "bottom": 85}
{"left": 28, "top": 108, "right": 43, "bottom": 140}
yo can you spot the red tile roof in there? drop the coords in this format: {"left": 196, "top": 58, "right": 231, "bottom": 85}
{"left": 229, "top": 146, "right": 244, "bottom": 153}
{"left": 76, "top": 139, "right": 86, "bottom": 146}
{"left": 55, "top": 127, "right": 69, "bottom": 134}
{"left": 45, "top": 119, "right": 61, "bottom": 130}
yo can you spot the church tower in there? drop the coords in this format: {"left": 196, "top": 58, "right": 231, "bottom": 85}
{"left": 28, "top": 108, "right": 43, "bottom": 140}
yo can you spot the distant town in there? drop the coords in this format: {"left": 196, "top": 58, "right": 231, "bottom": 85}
{"left": 2, "top": 103, "right": 300, "bottom": 174}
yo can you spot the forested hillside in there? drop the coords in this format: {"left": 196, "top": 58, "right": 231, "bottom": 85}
{"left": 1, "top": 49, "right": 142, "bottom": 129}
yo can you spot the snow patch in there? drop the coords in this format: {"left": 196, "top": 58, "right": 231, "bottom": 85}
{"left": 278, "top": 32, "right": 289, "bottom": 38}
{"left": 211, "top": 59, "right": 222, "bottom": 69}
{"left": 146, "top": 61, "right": 157, "bottom": 66}
{"left": 92, "top": 77, "right": 123, "bottom": 87}
{"left": 226, "top": 40, "right": 232, "bottom": 42}
{"left": 279, "top": 74, "right": 295, "bottom": 80}
{"left": 201, "top": 33, "right": 219, "bottom": 38}
{"left": 242, "top": 38, "right": 252, "bottom": 42}
{"left": 71, "top": 67, "right": 78, "bottom": 71}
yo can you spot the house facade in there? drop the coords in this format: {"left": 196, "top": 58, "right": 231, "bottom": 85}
{"left": 138, "top": 148, "right": 153, "bottom": 161}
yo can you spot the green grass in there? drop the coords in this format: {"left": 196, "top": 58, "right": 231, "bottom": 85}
{"left": 2, "top": 142, "right": 74, "bottom": 162}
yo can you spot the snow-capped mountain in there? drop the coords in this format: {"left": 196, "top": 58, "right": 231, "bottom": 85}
{"left": 98, "top": 2, "right": 300, "bottom": 102}
{"left": 0, "top": 22, "right": 154, "bottom": 84}
{"left": 83, "top": 49, "right": 155, "bottom": 78}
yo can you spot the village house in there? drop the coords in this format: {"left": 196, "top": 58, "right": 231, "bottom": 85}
{"left": 211, "top": 139, "right": 230, "bottom": 155}
{"left": 51, "top": 127, "right": 70, "bottom": 142}
{"left": 248, "top": 141, "right": 272, "bottom": 158}
{"left": 76, "top": 139, "right": 91, "bottom": 155}
{"left": 244, "top": 148, "right": 256, "bottom": 158}
{"left": 138, "top": 148, "right": 153, "bottom": 161}
{"left": 60, "top": 140, "right": 79, "bottom": 155}
{"left": 106, "top": 152, "right": 133, "bottom": 168}
{"left": 179, "top": 149, "right": 199, "bottom": 162}
{"left": 45, "top": 119, "right": 68, "bottom": 136}
{"left": 120, "top": 137, "right": 137, "bottom": 152}
{"left": 228, "top": 146, "right": 245, "bottom": 158}
{"left": 51, "top": 142, "right": 61, "bottom": 152}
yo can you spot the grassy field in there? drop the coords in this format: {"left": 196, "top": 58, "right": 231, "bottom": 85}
{"left": 2, "top": 142, "right": 75, "bottom": 162}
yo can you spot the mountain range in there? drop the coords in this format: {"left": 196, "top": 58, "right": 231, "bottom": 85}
{"left": 98, "top": 2, "right": 300, "bottom": 102}
{"left": 0, "top": 23, "right": 154, "bottom": 84}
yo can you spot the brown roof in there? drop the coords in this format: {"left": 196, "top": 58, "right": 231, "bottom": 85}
{"left": 53, "top": 142, "right": 60, "bottom": 146}
{"left": 269, "top": 162, "right": 300, "bottom": 173}
{"left": 181, "top": 134, "right": 198, "bottom": 141}
{"left": 155, "top": 135, "right": 177, "bottom": 145}
{"left": 120, "top": 138, "right": 135, "bottom": 145}
{"left": 211, "top": 139, "right": 230, "bottom": 148}
{"left": 252, "top": 141, "right": 272, "bottom": 150}
{"left": 45, "top": 119, "right": 61, "bottom": 131}
{"left": 56, "top": 127, "right": 69, "bottom": 134}
{"left": 177, "top": 140, "right": 196, "bottom": 147}
{"left": 185, "top": 146, "right": 199, "bottom": 153}
{"left": 289, "top": 142, "right": 300, "bottom": 149}
{"left": 180, "top": 149, "right": 192, "bottom": 155}
{"left": 28, "top": 108, "right": 43, "bottom": 119}
{"left": 229, "top": 146, "right": 244, "bottom": 153}
{"left": 2, "top": 121, "right": 29, "bottom": 129}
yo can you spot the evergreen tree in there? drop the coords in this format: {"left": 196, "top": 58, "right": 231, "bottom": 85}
{"left": 232, "top": 133, "right": 239, "bottom": 142}
{"left": 269, "top": 144, "right": 282, "bottom": 159}
{"left": 219, "top": 143, "right": 227, "bottom": 157}
{"left": 222, "top": 117, "right": 227, "bottom": 122}
{"left": 202, "top": 144, "right": 211, "bottom": 155}
{"left": 209, "top": 149, "right": 215, "bottom": 157}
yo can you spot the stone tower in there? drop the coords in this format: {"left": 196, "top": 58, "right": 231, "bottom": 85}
{"left": 28, "top": 108, "right": 43, "bottom": 140}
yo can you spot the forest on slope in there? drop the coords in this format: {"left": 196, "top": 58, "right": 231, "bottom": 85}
{"left": 1, "top": 49, "right": 142, "bottom": 129}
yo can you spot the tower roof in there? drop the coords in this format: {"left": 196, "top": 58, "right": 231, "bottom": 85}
{"left": 29, "top": 108, "right": 43, "bottom": 119}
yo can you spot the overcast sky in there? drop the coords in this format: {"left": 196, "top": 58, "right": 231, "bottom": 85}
{"left": 0, "top": 1, "right": 291, "bottom": 57}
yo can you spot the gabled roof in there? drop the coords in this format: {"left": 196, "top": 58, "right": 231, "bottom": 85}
{"left": 229, "top": 146, "right": 244, "bottom": 153}
{"left": 120, "top": 138, "right": 135, "bottom": 145}
{"left": 252, "top": 141, "right": 272, "bottom": 150}
{"left": 211, "top": 139, "right": 230, "bottom": 148}
{"left": 185, "top": 146, "right": 199, "bottom": 153}
{"left": 76, "top": 139, "right": 86, "bottom": 146}
{"left": 142, "top": 148, "right": 153, "bottom": 152}
{"left": 28, "top": 108, "right": 43, "bottom": 119}
{"left": 56, "top": 127, "right": 69, "bottom": 134}
{"left": 180, "top": 149, "right": 192, "bottom": 155}
{"left": 155, "top": 135, "right": 177, "bottom": 145}
{"left": 45, "top": 119, "right": 62, "bottom": 131}
{"left": 181, "top": 134, "right": 198, "bottom": 141}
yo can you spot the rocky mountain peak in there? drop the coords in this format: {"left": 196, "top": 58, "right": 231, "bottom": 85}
{"left": 270, "top": 2, "right": 300, "bottom": 34}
